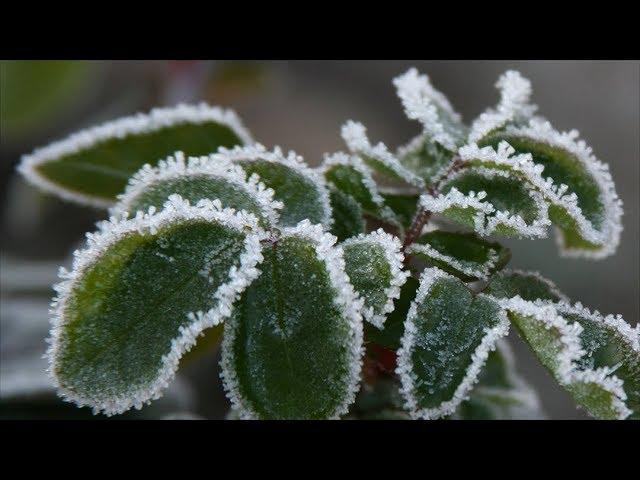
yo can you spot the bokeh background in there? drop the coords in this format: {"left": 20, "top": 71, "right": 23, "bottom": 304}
{"left": 1, "top": 60, "right": 638, "bottom": 419}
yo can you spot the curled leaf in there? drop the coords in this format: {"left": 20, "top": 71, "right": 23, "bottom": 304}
{"left": 48, "top": 195, "right": 266, "bottom": 416}
{"left": 18, "top": 103, "right": 252, "bottom": 207}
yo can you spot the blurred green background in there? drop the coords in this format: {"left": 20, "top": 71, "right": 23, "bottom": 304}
{"left": 1, "top": 60, "right": 638, "bottom": 419}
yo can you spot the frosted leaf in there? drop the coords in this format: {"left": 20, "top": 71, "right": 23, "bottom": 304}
{"left": 220, "top": 220, "right": 364, "bottom": 419}
{"left": 18, "top": 103, "right": 252, "bottom": 207}
{"left": 47, "top": 195, "right": 267, "bottom": 416}
{"left": 419, "top": 167, "right": 551, "bottom": 238}
{"left": 396, "top": 267, "right": 510, "bottom": 420}
{"left": 379, "top": 187, "right": 420, "bottom": 228}
{"left": 322, "top": 152, "right": 398, "bottom": 226}
{"left": 468, "top": 70, "right": 538, "bottom": 144}
{"left": 327, "top": 186, "right": 365, "bottom": 242}
{"left": 501, "top": 297, "right": 639, "bottom": 419}
{"left": 215, "top": 144, "right": 333, "bottom": 228}
{"left": 341, "top": 229, "right": 410, "bottom": 329}
{"left": 341, "top": 120, "right": 425, "bottom": 188}
{"left": 395, "top": 133, "right": 457, "bottom": 188}
{"left": 485, "top": 269, "right": 568, "bottom": 303}
{"left": 111, "top": 150, "right": 282, "bottom": 227}
{"left": 393, "top": 68, "right": 467, "bottom": 151}
{"left": 470, "top": 118, "right": 623, "bottom": 258}
{"left": 407, "top": 230, "right": 511, "bottom": 282}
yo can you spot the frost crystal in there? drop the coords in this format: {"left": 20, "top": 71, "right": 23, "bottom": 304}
{"left": 111, "top": 150, "right": 283, "bottom": 225}
{"left": 48, "top": 194, "right": 267, "bottom": 416}
{"left": 340, "top": 229, "right": 410, "bottom": 328}
{"left": 18, "top": 103, "right": 253, "bottom": 208}
{"left": 396, "top": 267, "right": 510, "bottom": 420}
{"left": 220, "top": 220, "right": 364, "bottom": 420}
{"left": 468, "top": 70, "right": 538, "bottom": 143}
{"left": 341, "top": 120, "right": 425, "bottom": 188}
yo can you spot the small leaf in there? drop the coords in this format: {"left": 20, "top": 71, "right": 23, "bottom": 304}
{"left": 219, "top": 145, "right": 333, "bottom": 228}
{"left": 47, "top": 195, "right": 265, "bottom": 416}
{"left": 396, "top": 267, "right": 510, "bottom": 419}
{"left": 502, "top": 298, "right": 639, "bottom": 419}
{"left": 18, "top": 103, "right": 252, "bottom": 207}
{"left": 472, "top": 118, "right": 623, "bottom": 258}
{"left": 220, "top": 221, "right": 364, "bottom": 419}
{"left": 341, "top": 121, "right": 425, "bottom": 188}
{"left": 420, "top": 166, "right": 551, "bottom": 238}
{"left": 407, "top": 230, "right": 511, "bottom": 281}
{"left": 322, "top": 152, "right": 398, "bottom": 225}
{"left": 380, "top": 189, "right": 419, "bottom": 228}
{"left": 341, "top": 230, "right": 409, "bottom": 329}
{"left": 485, "top": 269, "right": 568, "bottom": 303}
{"left": 393, "top": 68, "right": 468, "bottom": 151}
{"left": 328, "top": 187, "right": 365, "bottom": 242}
{"left": 111, "top": 151, "right": 282, "bottom": 227}
{"left": 396, "top": 134, "right": 456, "bottom": 187}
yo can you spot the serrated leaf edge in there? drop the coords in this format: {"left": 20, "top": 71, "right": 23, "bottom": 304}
{"left": 396, "top": 267, "right": 510, "bottom": 420}
{"left": 341, "top": 120, "right": 426, "bottom": 189}
{"left": 500, "top": 297, "right": 636, "bottom": 419}
{"left": 17, "top": 103, "right": 253, "bottom": 208}
{"left": 111, "top": 150, "right": 283, "bottom": 226}
{"left": 341, "top": 228, "right": 410, "bottom": 329}
{"left": 219, "top": 220, "right": 365, "bottom": 419}
{"left": 47, "top": 194, "right": 267, "bottom": 416}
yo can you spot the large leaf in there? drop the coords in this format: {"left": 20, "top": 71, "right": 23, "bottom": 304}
{"left": 47, "top": 195, "right": 265, "bottom": 416}
{"left": 341, "top": 230, "right": 409, "bottom": 328}
{"left": 18, "top": 103, "right": 252, "bottom": 207}
{"left": 322, "top": 152, "right": 398, "bottom": 226}
{"left": 407, "top": 230, "right": 510, "bottom": 281}
{"left": 220, "top": 221, "right": 364, "bottom": 419}
{"left": 328, "top": 187, "right": 365, "bottom": 242}
{"left": 111, "top": 151, "right": 282, "bottom": 227}
{"left": 502, "top": 298, "right": 639, "bottom": 419}
{"left": 485, "top": 269, "right": 568, "bottom": 303}
{"left": 420, "top": 166, "right": 550, "bottom": 238}
{"left": 454, "top": 339, "right": 546, "bottom": 419}
{"left": 396, "top": 267, "right": 510, "bottom": 419}
{"left": 469, "top": 119, "right": 623, "bottom": 258}
{"left": 219, "top": 145, "right": 332, "bottom": 228}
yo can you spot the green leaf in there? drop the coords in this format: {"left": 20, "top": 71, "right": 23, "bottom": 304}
{"left": 454, "top": 340, "right": 546, "bottom": 419}
{"left": 328, "top": 187, "right": 365, "bottom": 242}
{"left": 47, "top": 196, "right": 265, "bottom": 416}
{"left": 18, "top": 103, "right": 252, "bottom": 207}
{"left": 421, "top": 166, "right": 550, "bottom": 238}
{"left": 341, "top": 230, "right": 409, "bottom": 328}
{"left": 502, "top": 298, "right": 639, "bottom": 419}
{"left": 396, "top": 134, "right": 456, "bottom": 188}
{"left": 323, "top": 152, "right": 398, "bottom": 225}
{"left": 396, "top": 267, "right": 510, "bottom": 419}
{"left": 342, "top": 121, "right": 425, "bottom": 188}
{"left": 365, "top": 276, "right": 419, "bottom": 351}
{"left": 1, "top": 60, "right": 95, "bottom": 140}
{"left": 469, "top": 119, "right": 623, "bottom": 259}
{"left": 407, "top": 230, "right": 510, "bottom": 281}
{"left": 485, "top": 269, "right": 567, "bottom": 303}
{"left": 380, "top": 189, "right": 419, "bottom": 228}
{"left": 224, "top": 145, "right": 332, "bottom": 228}
{"left": 111, "top": 151, "right": 282, "bottom": 227}
{"left": 220, "top": 222, "right": 364, "bottom": 419}
{"left": 393, "top": 68, "right": 468, "bottom": 151}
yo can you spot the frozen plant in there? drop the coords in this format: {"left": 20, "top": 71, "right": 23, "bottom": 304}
{"left": 17, "top": 69, "right": 638, "bottom": 420}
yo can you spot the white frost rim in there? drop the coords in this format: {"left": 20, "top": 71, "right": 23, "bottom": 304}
{"left": 406, "top": 241, "right": 500, "bottom": 281}
{"left": 18, "top": 103, "right": 253, "bottom": 208}
{"left": 492, "top": 268, "right": 569, "bottom": 303}
{"left": 501, "top": 297, "right": 634, "bottom": 419}
{"left": 220, "top": 220, "right": 365, "bottom": 419}
{"left": 419, "top": 166, "right": 551, "bottom": 238}
{"left": 393, "top": 68, "right": 464, "bottom": 151}
{"left": 396, "top": 267, "right": 510, "bottom": 420}
{"left": 341, "top": 120, "right": 426, "bottom": 189}
{"left": 47, "top": 194, "right": 267, "bottom": 416}
{"left": 111, "top": 150, "right": 283, "bottom": 226}
{"left": 468, "top": 70, "right": 538, "bottom": 144}
{"left": 340, "top": 228, "right": 410, "bottom": 329}
{"left": 215, "top": 143, "right": 333, "bottom": 228}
